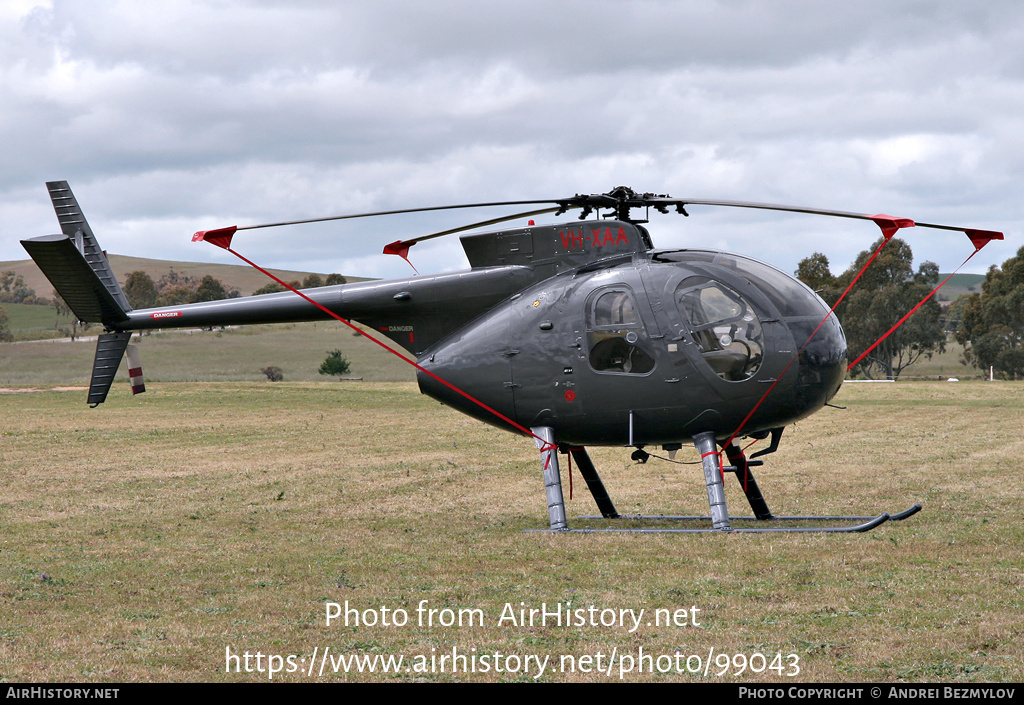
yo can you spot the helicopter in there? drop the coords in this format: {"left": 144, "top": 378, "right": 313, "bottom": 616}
{"left": 21, "top": 182, "right": 1003, "bottom": 533}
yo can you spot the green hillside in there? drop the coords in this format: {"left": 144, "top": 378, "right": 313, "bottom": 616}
{"left": 935, "top": 272, "right": 985, "bottom": 301}
{"left": 1, "top": 302, "right": 78, "bottom": 341}
{"left": 0, "top": 253, "right": 367, "bottom": 301}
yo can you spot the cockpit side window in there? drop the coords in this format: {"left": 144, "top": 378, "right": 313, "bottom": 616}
{"left": 586, "top": 288, "right": 655, "bottom": 375}
{"left": 675, "top": 277, "right": 764, "bottom": 381}
{"left": 593, "top": 290, "right": 637, "bottom": 327}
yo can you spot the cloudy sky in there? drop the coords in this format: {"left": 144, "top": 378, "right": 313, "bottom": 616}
{"left": 1, "top": 0, "right": 1020, "bottom": 281}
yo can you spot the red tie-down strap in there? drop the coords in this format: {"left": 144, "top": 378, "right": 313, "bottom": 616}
{"left": 716, "top": 221, "right": 1001, "bottom": 474}
{"left": 846, "top": 244, "right": 988, "bottom": 372}
{"left": 194, "top": 235, "right": 558, "bottom": 458}
{"left": 714, "top": 224, "right": 903, "bottom": 474}
{"left": 724, "top": 439, "right": 762, "bottom": 493}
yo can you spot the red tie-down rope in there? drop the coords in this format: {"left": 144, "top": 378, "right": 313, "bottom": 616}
{"left": 192, "top": 230, "right": 557, "bottom": 460}
{"left": 845, "top": 246, "right": 983, "bottom": 371}
{"left": 715, "top": 222, "right": 902, "bottom": 483}
{"left": 716, "top": 222, "right": 999, "bottom": 486}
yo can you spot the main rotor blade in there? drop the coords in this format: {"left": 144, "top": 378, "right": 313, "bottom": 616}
{"left": 193, "top": 198, "right": 569, "bottom": 241}
{"left": 677, "top": 198, "right": 1004, "bottom": 244}
{"left": 382, "top": 206, "right": 568, "bottom": 257}
{"left": 191, "top": 186, "right": 1003, "bottom": 254}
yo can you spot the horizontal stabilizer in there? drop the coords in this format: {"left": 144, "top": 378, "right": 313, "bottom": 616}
{"left": 21, "top": 234, "right": 130, "bottom": 325}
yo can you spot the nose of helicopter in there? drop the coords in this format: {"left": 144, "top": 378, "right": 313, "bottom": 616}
{"left": 789, "top": 312, "right": 848, "bottom": 414}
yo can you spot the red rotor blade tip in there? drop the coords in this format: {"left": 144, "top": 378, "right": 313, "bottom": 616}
{"left": 382, "top": 240, "right": 418, "bottom": 273}
{"left": 383, "top": 239, "right": 413, "bottom": 259}
{"left": 869, "top": 214, "right": 915, "bottom": 240}
{"left": 192, "top": 226, "right": 238, "bottom": 249}
{"left": 966, "top": 229, "right": 1004, "bottom": 249}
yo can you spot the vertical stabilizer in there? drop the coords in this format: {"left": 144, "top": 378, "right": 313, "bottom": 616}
{"left": 89, "top": 332, "right": 133, "bottom": 407}
{"left": 45, "top": 181, "right": 132, "bottom": 313}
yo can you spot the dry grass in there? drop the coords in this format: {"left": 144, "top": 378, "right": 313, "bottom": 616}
{"left": 0, "top": 381, "right": 1021, "bottom": 682}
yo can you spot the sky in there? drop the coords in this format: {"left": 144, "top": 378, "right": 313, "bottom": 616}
{"left": 1, "top": 0, "right": 1021, "bottom": 281}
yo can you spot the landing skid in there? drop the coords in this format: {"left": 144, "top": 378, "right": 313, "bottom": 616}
{"left": 567, "top": 505, "right": 922, "bottom": 534}
{"left": 526, "top": 514, "right": 889, "bottom": 534}
{"left": 526, "top": 426, "right": 922, "bottom": 534}
{"left": 583, "top": 504, "right": 923, "bottom": 524}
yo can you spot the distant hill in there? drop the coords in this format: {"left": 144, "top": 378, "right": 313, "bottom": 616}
{"left": 935, "top": 273, "right": 986, "bottom": 302}
{"left": 0, "top": 253, "right": 987, "bottom": 307}
{"left": 0, "top": 253, "right": 368, "bottom": 299}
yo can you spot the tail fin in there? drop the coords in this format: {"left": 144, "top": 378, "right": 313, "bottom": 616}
{"left": 21, "top": 181, "right": 138, "bottom": 406}
{"left": 89, "top": 332, "right": 133, "bottom": 407}
{"left": 20, "top": 181, "right": 131, "bottom": 325}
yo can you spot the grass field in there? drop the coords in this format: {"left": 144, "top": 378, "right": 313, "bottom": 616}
{"left": 0, "top": 375, "right": 1021, "bottom": 682}
{"left": 0, "top": 322, "right": 416, "bottom": 386}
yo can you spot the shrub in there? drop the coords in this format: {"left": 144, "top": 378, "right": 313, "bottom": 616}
{"left": 318, "top": 350, "right": 351, "bottom": 377}
{"left": 261, "top": 366, "right": 284, "bottom": 382}
{"left": 252, "top": 283, "right": 287, "bottom": 296}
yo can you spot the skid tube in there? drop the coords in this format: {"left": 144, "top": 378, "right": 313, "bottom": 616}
{"left": 568, "top": 504, "right": 922, "bottom": 534}
{"left": 526, "top": 430, "right": 923, "bottom": 533}
{"left": 525, "top": 513, "right": 889, "bottom": 534}
{"left": 586, "top": 504, "right": 923, "bottom": 524}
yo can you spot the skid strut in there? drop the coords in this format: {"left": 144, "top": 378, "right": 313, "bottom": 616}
{"left": 535, "top": 433, "right": 923, "bottom": 533}
{"left": 568, "top": 446, "right": 619, "bottom": 519}
{"left": 695, "top": 431, "right": 731, "bottom": 530}
{"left": 723, "top": 442, "right": 772, "bottom": 520}
{"left": 532, "top": 426, "right": 567, "bottom": 531}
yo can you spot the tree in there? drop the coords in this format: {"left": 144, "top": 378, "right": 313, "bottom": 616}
{"left": 155, "top": 268, "right": 195, "bottom": 294}
{"left": 252, "top": 282, "right": 287, "bottom": 296}
{"left": 325, "top": 273, "right": 346, "bottom": 286}
{"left": 0, "top": 272, "right": 35, "bottom": 304}
{"left": 156, "top": 286, "right": 195, "bottom": 307}
{"left": 0, "top": 305, "right": 12, "bottom": 343}
{"left": 956, "top": 245, "right": 1024, "bottom": 378}
{"left": 302, "top": 274, "right": 323, "bottom": 288}
{"left": 795, "top": 253, "right": 836, "bottom": 293}
{"left": 803, "top": 238, "right": 945, "bottom": 379}
{"left": 49, "top": 289, "right": 82, "bottom": 339}
{"left": 194, "top": 275, "right": 227, "bottom": 302}
{"left": 123, "top": 271, "right": 158, "bottom": 309}
{"left": 318, "top": 350, "right": 351, "bottom": 377}
{"left": 52, "top": 289, "right": 71, "bottom": 328}
{"left": 154, "top": 268, "right": 198, "bottom": 305}
{"left": 942, "top": 293, "right": 971, "bottom": 337}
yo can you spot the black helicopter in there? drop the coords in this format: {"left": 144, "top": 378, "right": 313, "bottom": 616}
{"left": 21, "top": 183, "right": 1002, "bottom": 533}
